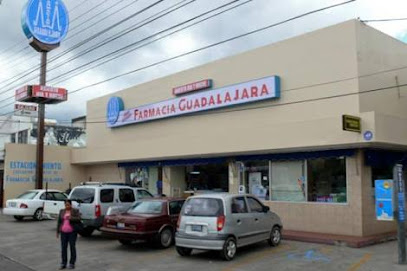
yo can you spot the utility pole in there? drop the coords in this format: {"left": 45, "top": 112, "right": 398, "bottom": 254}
{"left": 35, "top": 52, "right": 47, "bottom": 189}
{"left": 393, "top": 164, "right": 406, "bottom": 265}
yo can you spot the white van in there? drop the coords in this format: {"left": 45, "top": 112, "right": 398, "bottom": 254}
{"left": 44, "top": 183, "right": 153, "bottom": 236}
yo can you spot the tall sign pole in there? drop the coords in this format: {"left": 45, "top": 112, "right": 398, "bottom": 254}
{"left": 20, "top": 0, "right": 69, "bottom": 189}
{"left": 393, "top": 164, "right": 406, "bottom": 265}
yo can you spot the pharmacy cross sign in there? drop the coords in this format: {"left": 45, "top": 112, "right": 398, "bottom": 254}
{"left": 22, "top": 0, "right": 69, "bottom": 45}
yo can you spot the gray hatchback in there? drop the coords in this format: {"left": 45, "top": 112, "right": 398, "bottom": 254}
{"left": 175, "top": 193, "right": 283, "bottom": 260}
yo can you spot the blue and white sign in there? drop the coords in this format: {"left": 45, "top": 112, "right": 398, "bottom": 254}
{"left": 375, "top": 179, "right": 394, "bottom": 221}
{"left": 364, "top": 131, "right": 373, "bottom": 141}
{"left": 22, "top": 0, "right": 69, "bottom": 45}
{"left": 107, "top": 97, "right": 124, "bottom": 125}
{"left": 107, "top": 76, "right": 281, "bottom": 128}
{"left": 398, "top": 192, "right": 406, "bottom": 222}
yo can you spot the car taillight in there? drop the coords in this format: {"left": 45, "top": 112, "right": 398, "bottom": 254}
{"left": 217, "top": 215, "right": 225, "bottom": 231}
{"left": 95, "top": 205, "right": 101, "bottom": 217}
{"left": 177, "top": 216, "right": 181, "bottom": 230}
{"left": 20, "top": 203, "right": 28, "bottom": 209}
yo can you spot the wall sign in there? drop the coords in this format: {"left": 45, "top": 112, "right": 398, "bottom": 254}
{"left": 375, "top": 179, "right": 394, "bottom": 221}
{"left": 22, "top": 0, "right": 69, "bottom": 45}
{"left": 342, "top": 115, "right": 361, "bottom": 133}
{"left": 364, "top": 131, "right": 373, "bottom": 141}
{"left": 107, "top": 76, "right": 281, "bottom": 128}
{"left": 14, "top": 103, "right": 38, "bottom": 117}
{"left": 6, "top": 161, "right": 63, "bottom": 183}
{"left": 173, "top": 79, "right": 212, "bottom": 95}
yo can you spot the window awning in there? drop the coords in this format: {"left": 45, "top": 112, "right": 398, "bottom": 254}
{"left": 118, "top": 149, "right": 356, "bottom": 168}
{"left": 236, "top": 149, "right": 355, "bottom": 162}
{"left": 364, "top": 149, "right": 407, "bottom": 167}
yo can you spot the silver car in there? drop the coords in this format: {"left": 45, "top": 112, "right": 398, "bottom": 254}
{"left": 175, "top": 193, "right": 283, "bottom": 260}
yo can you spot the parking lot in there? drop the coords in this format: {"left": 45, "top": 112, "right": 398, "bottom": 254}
{"left": 0, "top": 212, "right": 406, "bottom": 271}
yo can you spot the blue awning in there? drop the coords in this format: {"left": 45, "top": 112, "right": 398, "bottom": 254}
{"left": 236, "top": 149, "right": 355, "bottom": 162}
{"left": 364, "top": 149, "right": 407, "bottom": 167}
{"left": 118, "top": 149, "right": 356, "bottom": 168}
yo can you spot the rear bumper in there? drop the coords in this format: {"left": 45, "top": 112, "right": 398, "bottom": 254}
{"left": 100, "top": 227, "right": 157, "bottom": 240}
{"left": 82, "top": 217, "right": 104, "bottom": 228}
{"left": 175, "top": 233, "right": 227, "bottom": 250}
{"left": 3, "top": 208, "right": 34, "bottom": 217}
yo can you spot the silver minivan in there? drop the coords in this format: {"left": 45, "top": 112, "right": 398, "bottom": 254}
{"left": 175, "top": 193, "right": 283, "bottom": 260}
{"left": 69, "top": 183, "right": 153, "bottom": 236}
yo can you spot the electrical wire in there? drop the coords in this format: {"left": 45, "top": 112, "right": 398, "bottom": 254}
{"left": 0, "top": 0, "right": 356, "bottom": 114}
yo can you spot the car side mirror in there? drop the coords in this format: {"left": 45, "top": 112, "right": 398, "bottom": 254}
{"left": 263, "top": 206, "right": 270, "bottom": 213}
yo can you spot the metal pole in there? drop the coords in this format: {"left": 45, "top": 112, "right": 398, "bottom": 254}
{"left": 35, "top": 52, "right": 46, "bottom": 189}
{"left": 393, "top": 164, "right": 406, "bottom": 264}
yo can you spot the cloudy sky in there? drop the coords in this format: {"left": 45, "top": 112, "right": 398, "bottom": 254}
{"left": 0, "top": 0, "right": 407, "bottom": 123}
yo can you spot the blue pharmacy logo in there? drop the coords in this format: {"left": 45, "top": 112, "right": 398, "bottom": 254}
{"left": 107, "top": 97, "right": 124, "bottom": 125}
{"left": 363, "top": 131, "right": 373, "bottom": 141}
{"left": 22, "top": 0, "right": 69, "bottom": 45}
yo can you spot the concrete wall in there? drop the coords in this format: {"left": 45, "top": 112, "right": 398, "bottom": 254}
{"left": 72, "top": 20, "right": 361, "bottom": 164}
{"left": 3, "top": 144, "right": 85, "bottom": 203}
{"left": 84, "top": 163, "right": 125, "bottom": 184}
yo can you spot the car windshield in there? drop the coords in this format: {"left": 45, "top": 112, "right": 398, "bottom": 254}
{"left": 128, "top": 201, "right": 163, "bottom": 214}
{"left": 17, "top": 191, "right": 38, "bottom": 200}
{"left": 70, "top": 188, "right": 95, "bottom": 204}
{"left": 182, "top": 198, "right": 224, "bottom": 217}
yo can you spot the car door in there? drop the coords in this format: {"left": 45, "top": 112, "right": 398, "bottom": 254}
{"left": 168, "top": 200, "right": 185, "bottom": 226}
{"left": 230, "top": 196, "right": 253, "bottom": 247}
{"left": 44, "top": 192, "right": 67, "bottom": 216}
{"left": 99, "top": 188, "right": 115, "bottom": 216}
{"left": 118, "top": 188, "right": 136, "bottom": 212}
{"left": 246, "top": 196, "right": 270, "bottom": 243}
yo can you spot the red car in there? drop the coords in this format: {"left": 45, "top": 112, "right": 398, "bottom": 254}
{"left": 101, "top": 198, "right": 185, "bottom": 248}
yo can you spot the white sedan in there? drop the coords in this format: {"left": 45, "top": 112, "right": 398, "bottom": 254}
{"left": 3, "top": 189, "right": 68, "bottom": 221}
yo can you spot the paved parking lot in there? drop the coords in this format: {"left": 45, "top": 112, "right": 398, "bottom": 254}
{"left": 0, "top": 212, "right": 406, "bottom": 271}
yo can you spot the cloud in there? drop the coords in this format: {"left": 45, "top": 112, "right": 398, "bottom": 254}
{"left": 1, "top": 0, "right": 407, "bottom": 123}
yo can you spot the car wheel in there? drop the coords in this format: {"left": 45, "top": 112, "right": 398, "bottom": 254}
{"left": 14, "top": 216, "right": 24, "bottom": 221}
{"left": 119, "top": 239, "right": 133, "bottom": 246}
{"left": 78, "top": 227, "right": 94, "bottom": 237}
{"left": 268, "top": 226, "right": 281, "bottom": 247}
{"left": 159, "top": 228, "right": 173, "bottom": 248}
{"left": 176, "top": 246, "right": 192, "bottom": 256}
{"left": 33, "top": 209, "right": 43, "bottom": 221}
{"left": 221, "top": 237, "right": 237, "bottom": 261}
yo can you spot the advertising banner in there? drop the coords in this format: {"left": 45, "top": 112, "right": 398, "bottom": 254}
{"left": 375, "top": 179, "right": 394, "bottom": 221}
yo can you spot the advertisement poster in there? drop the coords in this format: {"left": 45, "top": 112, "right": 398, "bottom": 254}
{"left": 375, "top": 179, "right": 394, "bottom": 221}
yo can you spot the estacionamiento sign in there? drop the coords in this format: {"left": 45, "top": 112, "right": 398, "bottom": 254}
{"left": 106, "top": 76, "right": 281, "bottom": 128}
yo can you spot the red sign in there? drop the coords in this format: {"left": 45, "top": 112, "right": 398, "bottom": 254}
{"left": 32, "top": 85, "right": 67, "bottom": 101}
{"left": 15, "top": 86, "right": 29, "bottom": 101}
{"left": 172, "top": 79, "right": 212, "bottom": 95}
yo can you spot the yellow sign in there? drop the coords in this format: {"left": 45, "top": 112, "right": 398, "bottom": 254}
{"left": 342, "top": 115, "right": 361, "bottom": 133}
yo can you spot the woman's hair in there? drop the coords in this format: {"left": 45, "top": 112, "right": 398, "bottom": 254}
{"left": 65, "top": 199, "right": 72, "bottom": 205}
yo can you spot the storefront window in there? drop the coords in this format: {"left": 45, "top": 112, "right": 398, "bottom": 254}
{"left": 242, "top": 161, "right": 269, "bottom": 200}
{"left": 271, "top": 161, "right": 306, "bottom": 202}
{"left": 307, "top": 157, "right": 347, "bottom": 203}
{"left": 239, "top": 156, "right": 347, "bottom": 204}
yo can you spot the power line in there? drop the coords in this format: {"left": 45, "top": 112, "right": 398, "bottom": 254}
{"left": 362, "top": 18, "right": 407, "bottom": 23}
{"left": 51, "top": 0, "right": 244, "bottom": 84}
{"left": 3, "top": 80, "right": 407, "bottom": 125}
{"left": 0, "top": 0, "right": 168, "bottom": 92}
{"left": 67, "top": 0, "right": 357, "bottom": 95}
{"left": 0, "top": 0, "right": 356, "bottom": 113}
{"left": 0, "top": 0, "right": 109, "bottom": 75}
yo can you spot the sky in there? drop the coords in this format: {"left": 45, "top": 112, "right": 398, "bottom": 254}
{"left": 0, "top": 0, "right": 407, "bottom": 123}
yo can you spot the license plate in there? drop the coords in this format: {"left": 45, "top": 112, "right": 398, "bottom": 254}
{"left": 191, "top": 225, "right": 202, "bottom": 232}
{"left": 9, "top": 202, "right": 16, "bottom": 208}
{"left": 117, "top": 222, "right": 125, "bottom": 229}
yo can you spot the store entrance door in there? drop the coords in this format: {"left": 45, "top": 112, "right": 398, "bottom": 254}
{"left": 186, "top": 163, "right": 229, "bottom": 192}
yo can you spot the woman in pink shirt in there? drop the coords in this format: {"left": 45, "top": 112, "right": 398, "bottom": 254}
{"left": 56, "top": 200, "right": 81, "bottom": 270}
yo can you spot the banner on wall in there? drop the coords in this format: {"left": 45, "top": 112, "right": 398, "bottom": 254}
{"left": 6, "top": 161, "right": 63, "bottom": 183}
